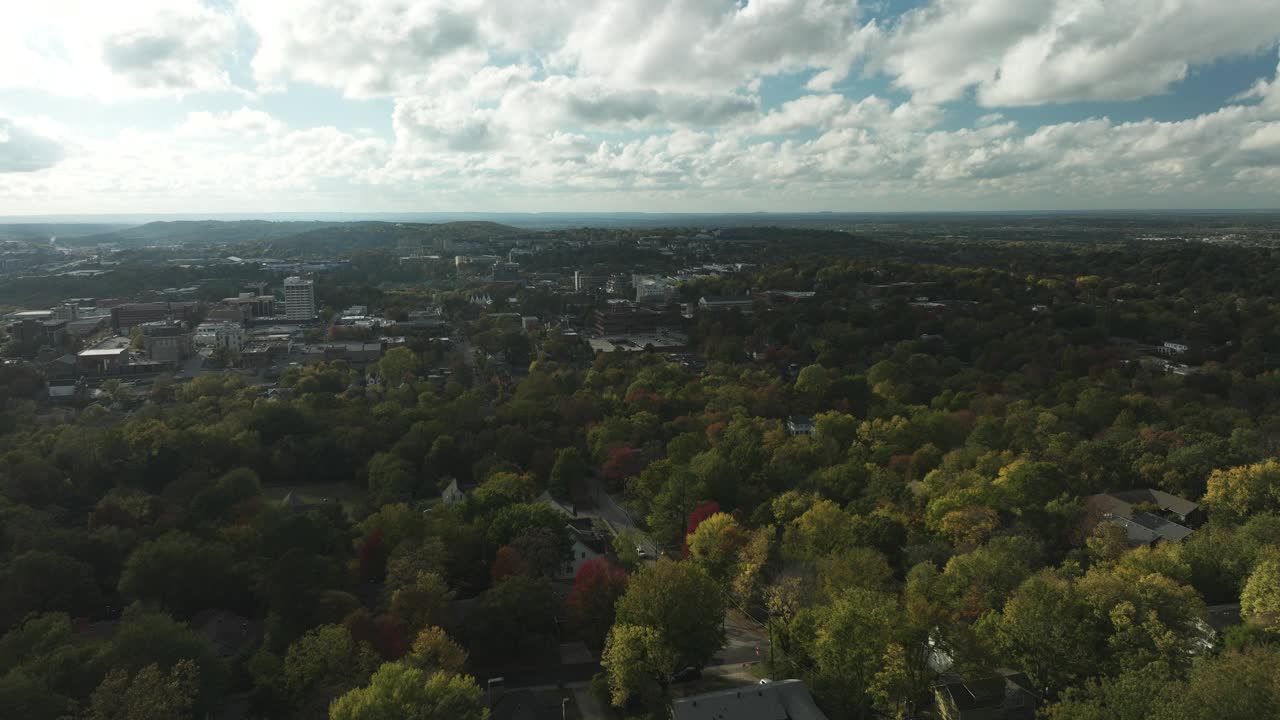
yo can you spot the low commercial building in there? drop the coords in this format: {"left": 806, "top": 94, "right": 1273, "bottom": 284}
{"left": 221, "top": 292, "right": 276, "bottom": 320}
{"left": 587, "top": 331, "right": 689, "bottom": 353}
{"left": 110, "top": 301, "right": 199, "bottom": 330}
{"left": 141, "top": 321, "right": 193, "bottom": 363}
{"left": 574, "top": 271, "right": 608, "bottom": 293}
{"left": 240, "top": 341, "right": 287, "bottom": 368}
{"left": 593, "top": 301, "right": 679, "bottom": 337}
{"left": 634, "top": 275, "right": 678, "bottom": 303}
{"left": 194, "top": 322, "right": 245, "bottom": 352}
{"left": 699, "top": 295, "right": 756, "bottom": 314}
{"left": 77, "top": 346, "right": 128, "bottom": 374}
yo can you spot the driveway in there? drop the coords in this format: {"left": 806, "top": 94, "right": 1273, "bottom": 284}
{"left": 713, "top": 609, "right": 769, "bottom": 667}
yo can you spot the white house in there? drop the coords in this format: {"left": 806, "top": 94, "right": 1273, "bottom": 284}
{"left": 441, "top": 478, "right": 468, "bottom": 507}
{"left": 787, "top": 416, "right": 816, "bottom": 437}
{"left": 559, "top": 518, "right": 608, "bottom": 580}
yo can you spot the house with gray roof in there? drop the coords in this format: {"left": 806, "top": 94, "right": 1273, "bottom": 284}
{"left": 1084, "top": 488, "right": 1201, "bottom": 546}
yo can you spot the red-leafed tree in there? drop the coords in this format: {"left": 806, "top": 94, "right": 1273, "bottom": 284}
{"left": 491, "top": 546, "right": 530, "bottom": 583}
{"left": 601, "top": 446, "right": 643, "bottom": 485}
{"left": 564, "top": 558, "right": 629, "bottom": 649}
{"left": 343, "top": 608, "right": 409, "bottom": 660}
{"left": 357, "top": 528, "right": 388, "bottom": 582}
{"left": 683, "top": 500, "right": 721, "bottom": 557}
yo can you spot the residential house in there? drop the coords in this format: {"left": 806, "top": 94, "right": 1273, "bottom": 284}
{"left": 560, "top": 517, "right": 608, "bottom": 581}
{"left": 932, "top": 672, "right": 1038, "bottom": 720}
{"left": 787, "top": 416, "right": 816, "bottom": 437}
{"left": 441, "top": 477, "right": 472, "bottom": 507}
{"left": 1083, "top": 489, "right": 1201, "bottom": 546}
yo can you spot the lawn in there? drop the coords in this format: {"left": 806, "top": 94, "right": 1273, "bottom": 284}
{"left": 261, "top": 482, "right": 368, "bottom": 513}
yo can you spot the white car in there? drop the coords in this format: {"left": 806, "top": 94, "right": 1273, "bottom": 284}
{"left": 636, "top": 546, "right": 648, "bottom": 558}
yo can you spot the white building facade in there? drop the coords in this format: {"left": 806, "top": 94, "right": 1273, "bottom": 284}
{"left": 193, "top": 322, "right": 245, "bottom": 352}
{"left": 283, "top": 277, "right": 316, "bottom": 320}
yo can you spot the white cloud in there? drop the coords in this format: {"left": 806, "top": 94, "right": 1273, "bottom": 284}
{"left": 242, "top": 0, "right": 490, "bottom": 97}
{"left": 0, "top": 109, "right": 388, "bottom": 212}
{"left": 0, "top": 1, "right": 238, "bottom": 97}
{"left": 0, "top": 117, "right": 65, "bottom": 173}
{"left": 875, "top": 0, "right": 1280, "bottom": 106}
{"left": 4, "top": 1, "right": 1280, "bottom": 212}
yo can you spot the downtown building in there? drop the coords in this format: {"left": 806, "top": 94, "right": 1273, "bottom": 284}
{"left": 283, "top": 277, "right": 316, "bottom": 320}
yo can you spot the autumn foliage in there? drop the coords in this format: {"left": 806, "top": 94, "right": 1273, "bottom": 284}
{"left": 565, "top": 558, "right": 629, "bottom": 648}
{"left": 683, "top": 500, "right": 721, "bottom": 557}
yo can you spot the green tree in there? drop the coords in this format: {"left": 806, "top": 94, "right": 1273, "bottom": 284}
{"left": 329, "top": 664, "right": 488, "bottom": 720}
{"left": 378, "top": 346, "right": 422, "bottom": 385}
{"left": 118, "top": 532, "right": 238, "bottom": 618}
{"left": 993, "top": 571, "right": 1101, "bottom": 693}
{"left": 102, "top": 605, "right": 224, "bottom": 716}
{"left": 815, "top": 547, "right": 895, "bottom": 599}
{"left": 1204, "top": 459, "right": 1280, "bottom": 520}
{"left": 801, "top": 588, "right": 900, "bottom": 719}
{"left": 87, "top": 660, "right": 199, "bottom": 720}
{"left": 615, "top": 559, "right": 725, "bottom": 669}
{"left": 794, "top": 364, "right": 831, "bottom": 403}
{"left": 366, "top": 453, "right": 417, "bottom": 505}
{"left": 549, "top": 447, "right": 589, "bottom": 500}
{"left": 686, "top": 512, "right": 745, "bottom": 583}
{"left": 404, "top": 627, "right": 468, "bottom": 675}
{"left": 1241, "top": 551, "right": 1280, "bottom": 628}
{"left": 389, "top": 572, "right": 454, "bottom": 634}
{"left": 783, "top": 500, "right": 852, "bottom": 561}
{"left": 0, "top": 671, "right": 69, "bottom": 720}
{"left": 0, "top": 550, "right": 103, "bottom": 627}
{"left": 601, "top": 624, "right": 676, "bottom": 710}
{"left": 284, "top": 625, "right": 380, "bottom": 718}
{"left": 465, "top": 576, "right": 559, "bottom": 662}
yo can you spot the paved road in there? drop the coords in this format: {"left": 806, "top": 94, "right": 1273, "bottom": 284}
{"left": 583, "top": 475, "right": 660, "bottom": 561}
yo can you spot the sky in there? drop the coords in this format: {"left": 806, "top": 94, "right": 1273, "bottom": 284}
{"left": 1, "top": 0, "right": 1279, "bottom": 215}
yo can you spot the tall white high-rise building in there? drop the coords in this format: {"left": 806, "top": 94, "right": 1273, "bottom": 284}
{"left": 283, "top": 276, "right": 315, "bottom": 320}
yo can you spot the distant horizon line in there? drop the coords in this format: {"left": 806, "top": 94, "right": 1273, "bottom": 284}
{"left": 3, "top": 207, "right": 1280, "bottom": 224}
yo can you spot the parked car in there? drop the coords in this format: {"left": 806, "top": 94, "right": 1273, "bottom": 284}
{"left": 636, "top": 545, "right": 648, "bottom": 558}
{"left": 671, "top": 666, "right": 701, "bottom": 683}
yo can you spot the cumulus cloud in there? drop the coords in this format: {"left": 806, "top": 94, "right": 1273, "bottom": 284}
{"left": 875, "top": 0, "right": 1280, "bottom": 106}
{"left": 242, "top": 0, "right": 491, "bottom": 97}
{"left": 0, "top": 1, "right": 238, "bottom": 97}
{"left": 0, "top": 109, "right": 387, "bottom": 212}
{"left": 243, "top": 0, "right": 867, "bottom": 96}
{"left": 4, "top": 0, "right": 1280, "bottom": 212}
{"left": 0, "top": 118, "right": 65, "bottom": 173}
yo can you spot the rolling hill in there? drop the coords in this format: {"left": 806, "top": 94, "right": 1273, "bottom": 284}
{"left": 54, "top": 220, "right": 523, "bottom": 250}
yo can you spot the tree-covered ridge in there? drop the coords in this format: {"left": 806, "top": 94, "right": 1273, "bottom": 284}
{"left": 3, "top": 237, "right": 1280, "bottom": 718}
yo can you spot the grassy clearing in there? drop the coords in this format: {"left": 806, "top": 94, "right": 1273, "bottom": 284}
{"left": 261, "top": 482, "right": 368, "bottom": 513}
